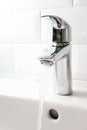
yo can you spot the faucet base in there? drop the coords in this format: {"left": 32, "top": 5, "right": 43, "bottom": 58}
{"left": 53, "top": 49, "right": 72, "bottom": 96}
{"left": 55, "top": 89, "right": 72, "bottom": 96}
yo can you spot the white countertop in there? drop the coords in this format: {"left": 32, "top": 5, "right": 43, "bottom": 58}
{"left": 44, "top": 79, "right": 87, "bottom": 109}
{"left": 0, "top": 75, "right": 87, "bottom": 109}
{"left": 0, "top": 76, "right": 40, "bottom": 100}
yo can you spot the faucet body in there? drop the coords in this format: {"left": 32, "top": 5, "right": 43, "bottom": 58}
{"left": 39, "top": 15, "right": 72, "bottom": 96}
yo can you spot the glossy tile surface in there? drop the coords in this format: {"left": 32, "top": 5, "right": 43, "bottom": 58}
{"left": 13, "top": 0, "right": 72, "bottom": 11}
{"left": 74, "top": 0, "right": 87, "bottom": 6}
{"left": 0, "top": 45, "right": 13, "bottom": 72}
{"left": 0, "top": 11, "right": 40, "bottom": 44}
{"left": 0, "top": 0, "right": 12, "bottom": 11}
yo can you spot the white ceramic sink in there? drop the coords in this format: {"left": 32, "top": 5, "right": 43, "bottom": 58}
{"left": 41, "top": 80, "right": 87, "bottom": 130}
{"left": 0, "top": 77, "right": 87, "bottom": 130}
{"left": 0, "top": 77, "right": 40, "bottom": 130}
{"left": 0, "top": 44, "right": 86, "bottom": 130}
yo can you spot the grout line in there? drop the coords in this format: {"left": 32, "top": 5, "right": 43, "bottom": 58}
{"left": 72, "top": 0, "right": 74, "bottom": 7}
{"left": 9, "top": 45, "right": 14, "bottom": 73}
{"left": 73, "top": 79, "right": 87, "bottom": 82}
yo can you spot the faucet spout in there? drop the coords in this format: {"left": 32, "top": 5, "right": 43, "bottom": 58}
{"left": 39, "top": 44, "right": 70, "bottom": 64}
{"left": 39, "top": 15, "right": 72, "bottom": 96}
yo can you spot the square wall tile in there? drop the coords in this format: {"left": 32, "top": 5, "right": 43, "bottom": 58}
{"left": 74, "top": 0, "right": 87, "bottom": 6}
{"left": 72, "top": 44, "right": 80, "bottom": 79}
{"left": 13, "top": 44, "right": 41, "bottom": 76}
{"left": 41, "top": 18, "right": 52, "bottom": 44}
{"left": 0, "top": 44, "right": 13, "bottom": 72}
{"left": 72, "top": 44, "right": 87, "bottom": 80}
{"left": 0, "top": 11, "right": 40, "bottom": 44}
{"left": 0, "top": 0, "right": 12, "bottom": 11}
{"left": 13, "top": 0, "right": 72, "bottom": 11}
{"left": 41, "top": 6, "right": 87, "bottom": 44}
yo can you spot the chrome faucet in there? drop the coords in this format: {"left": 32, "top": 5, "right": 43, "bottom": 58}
{"left": 39, "top": 15, "right": 72, "bottom": 96}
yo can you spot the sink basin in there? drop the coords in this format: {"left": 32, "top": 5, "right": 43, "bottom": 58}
{"left": 0, "top": 77, "right": 87, "bottom": 130}
{"left": 41, "top": 80, "right": 87, "bottom": 130}
{"left": 0, "top": 77, "right": 40, "bottom": 130}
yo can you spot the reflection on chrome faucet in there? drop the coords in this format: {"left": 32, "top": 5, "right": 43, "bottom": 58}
{"left": 39, "top": 15, "right": 72, "bottom": 96}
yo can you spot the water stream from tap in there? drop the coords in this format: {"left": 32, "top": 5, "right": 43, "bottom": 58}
{"left": 37, "top": 64, "right": 52, "bottom": 130}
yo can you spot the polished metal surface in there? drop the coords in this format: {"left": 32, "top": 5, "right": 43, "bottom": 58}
{"left": 39, "top": 15, "right": 72, "bottom": 96}
{"left": 42, "top": 15, "right": 71, "bottom": 44}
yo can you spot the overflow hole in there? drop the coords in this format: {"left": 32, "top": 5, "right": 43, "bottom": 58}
{"left": 49, "top": 109, "right": 59, "bottom": 120}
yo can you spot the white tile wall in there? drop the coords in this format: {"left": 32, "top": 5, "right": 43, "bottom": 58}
{"left": 0, "top": 44, "right": 13, "bottom": 72}
{"left": 13, "top": 44, "right": 41, "bottom": 76}
{"left": 74, "top": 0, "right": 87, "bottom": 6}
{"left": 72, "top": 44, "right": 87, "bottom": 80}
{"left": 13, "top": 0, "right": 72, "bottom": 11}
{"left": 0, "top": 11, "right": 40, "bottom": 44}
{"left": 0, "top": 0, "right": 12, "bottom": 11}
{"left": 41, "top": 18, "right": 52, "bottom": 44}
{"left": 0, "top": 0, "right": 87, "bottom": 81}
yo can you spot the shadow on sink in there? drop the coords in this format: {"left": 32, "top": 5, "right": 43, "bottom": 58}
{"left": 73, "top": 90, "right": 87, "bottom": 99}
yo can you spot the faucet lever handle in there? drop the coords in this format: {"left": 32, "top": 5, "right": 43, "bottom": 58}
{"left": 41, "top": 15, "right": 62, "bottom": 29}
{"left": 41, "top": 15, "right": 71, "bottom": 44}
